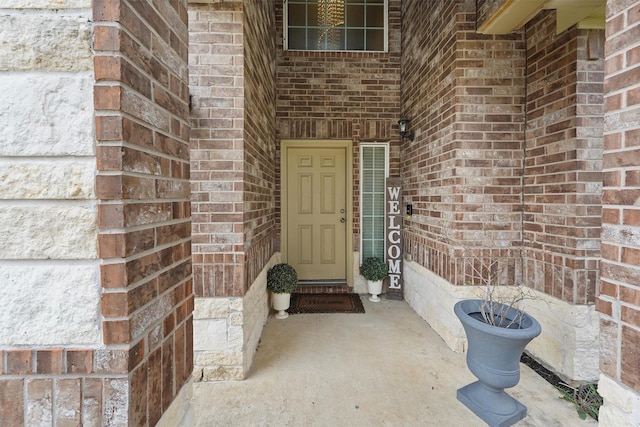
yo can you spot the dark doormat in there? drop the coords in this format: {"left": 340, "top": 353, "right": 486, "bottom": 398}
{"left": 287, "top": 293, "right": 365, "bottom": 314}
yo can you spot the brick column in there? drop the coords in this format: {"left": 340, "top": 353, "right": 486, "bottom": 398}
{"left": 189, "top": 0, "right": 278, "bottom": 382}
{"left": 598, "top": 0, "right": 640, "bottom": 424}
{"left": 94, "top": 0, "right": 193, "bottom": 424}
{"left": 400, "top": 0, "right": 525, "bottom": 286}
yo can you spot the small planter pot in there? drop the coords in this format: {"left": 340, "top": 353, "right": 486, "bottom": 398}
{"left": 367, "top": 280, "right": 383, "bottom": 302}
{"left": 454, "top": 299, "right": 542, "bottom": 427}
{"left": 272, "top": 292, "right": 291, "bottom": 319}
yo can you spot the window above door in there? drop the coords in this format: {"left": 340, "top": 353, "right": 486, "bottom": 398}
{"left": 284, "top": 0, "right": 388, "bottom": 52}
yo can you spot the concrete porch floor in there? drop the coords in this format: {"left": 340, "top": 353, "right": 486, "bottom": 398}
{"left": 185, "top": 296, "right": 597, "bottom": 426}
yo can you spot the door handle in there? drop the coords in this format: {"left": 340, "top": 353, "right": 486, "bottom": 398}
{"left": 340, "top": 218, "right": 345, "bottom": 223}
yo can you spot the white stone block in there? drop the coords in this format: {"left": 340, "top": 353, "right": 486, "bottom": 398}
{"left": 201, "top": 365, "right": 243, "bottom": 381}
{"left": 0, "top": 73, "right": 95, "bottom": 156}
{"left": 598, "top": 374, "right": 640, "bottom": 427}
{"left": 0, "top": 261, "right": 101, "bottom": 345}
{"left": 229, "top": 297, "right": 243, "bottom": 312}
{"left": 1, "top": 0, "right": 91, "bottom": 8}
{"left": 404, "top": 261, "right": 472, "bottom": 353}
{"left": 194, "top": 351, "right": 242, "bottom": 366}
{"left": 229, "top": 312, "right": 243, "bottom": 326}
{"left": 0, "top": 203, "right": 98, "bottom": 259}
{"left": 193, "top": 319, "right": 227, "bottom": 351}
{"left": 403, "top": 260, "right": 600, "bottom": 382}
{"left": 194, "top": 298, "right": 230, "bottom": 319}
{"left": 525, "top": 293, "right": 600, "bottom": 382}
{"left": 0, "top": 159, "right": 95, "bottom": 199}
{"left": 227, "top": 325, "right": 243, "bottom": 350}
{"left": 598, "top": 374, "right": 637, "bottom": 413}
{"left": 0, "top": 14, "right": 92, "bottom": 71}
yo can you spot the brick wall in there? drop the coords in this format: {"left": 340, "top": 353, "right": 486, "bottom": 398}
{"left": 190, "top": 1, "right": 246, "bottom": 298}
{"left": 400, "top": 0, "right": 525, "bottom": 287}
{"left": 523, "top": 10, "right": 603, "bottom": 305}
{"left": 190, "top": 0, "right": 277, "bottom": 296}
{"left": 94, "top": 0, "right": 193, "bottom": 425}
{"left": 275, "top": 0, "right": 402, "bottom": 249}
{"left": 189, "top": 0, "right": 277, "bottom": 381}
{"left": 598, "top": 0, "right": 640, "bottom": 423}
{"left": 243, "top": 0, "right": 278, "bottom": 285}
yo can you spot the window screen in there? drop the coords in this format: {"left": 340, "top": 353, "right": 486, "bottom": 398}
{"left": 361, "top": 145, "right": 387, "bottom": 260}
{"left": 286, "top": 0, "right": 387, "bottom": 51}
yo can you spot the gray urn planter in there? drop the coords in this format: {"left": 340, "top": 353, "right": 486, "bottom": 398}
{"left": 454, "top": 299, "right": 542, "bottom": 427}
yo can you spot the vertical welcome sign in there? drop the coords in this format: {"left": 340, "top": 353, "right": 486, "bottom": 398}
{"left": 386, "top": 177, "right": 402, "bottom": 299}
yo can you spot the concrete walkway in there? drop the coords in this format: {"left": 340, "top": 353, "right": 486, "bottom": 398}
{"left": 186, "top": 297, "right": 596, "bottom": 426}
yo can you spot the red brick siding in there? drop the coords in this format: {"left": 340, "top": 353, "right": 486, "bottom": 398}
{"left": 94, "top": 0, "right": 193, "bottom": 425}
{"left": 523, "top": 10, "right": 603, "bottom": 304}
{"left": 400, "top": 0, "right": 525, "bottom": 286}
{"left": 190, "top": 2, "right": 246, "bottom": 297}
{"left": 0, "top": 349, "right": 111, "bottom": 426}
{"left": 275, "top": 0, "right": 402, "bottom": 245}
{"left": 190, "top": 0, "right": 277, "bottom": 297}
{"left": 600, "top": 0, "right": 640, "bottom": 392}
{"left": 243, "top": 0, "right": 278, "bottom": 289}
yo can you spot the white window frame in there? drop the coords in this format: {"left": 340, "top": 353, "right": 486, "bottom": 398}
{"left": 359, "top": 143, "right": 389, "bottom": 263}
{"left": 284, "top": 0, "right": 389, "bottom": 52}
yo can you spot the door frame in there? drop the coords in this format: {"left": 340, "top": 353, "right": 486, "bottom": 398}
{"left": 281, "top": 139, "right": 354, "bottom": 287}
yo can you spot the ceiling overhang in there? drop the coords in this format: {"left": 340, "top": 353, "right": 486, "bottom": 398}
{"left": 478, "top": 0, "right": 605, "bottom": 34}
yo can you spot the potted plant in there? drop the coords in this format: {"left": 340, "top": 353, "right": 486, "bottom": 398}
{"left": 454, "top": 257, "right": 541, "bottom": 427}
{"left": 267, "top": 263, "right": 298, "bottom": 319}
{"left": 360, "top": 257, "right": 388, "bottom": 302}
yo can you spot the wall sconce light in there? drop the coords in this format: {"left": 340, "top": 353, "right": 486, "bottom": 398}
{"left": 398, "top": 119, "right": 415, "bottom": 141}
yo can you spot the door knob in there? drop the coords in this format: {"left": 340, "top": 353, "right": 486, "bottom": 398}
{"left": 340, "top": 218, "right": 345, "bottom": 223}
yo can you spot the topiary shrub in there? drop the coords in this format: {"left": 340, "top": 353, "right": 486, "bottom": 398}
{"left": 360, "top": 257, "right": 388, "bottom": 282}
{"left": 267, "top": 263, "right": 298, "bottom": 294}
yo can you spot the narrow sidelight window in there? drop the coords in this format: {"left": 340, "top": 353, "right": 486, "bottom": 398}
{"left": 360, "top": 144, "right": 388, "bottom": 260}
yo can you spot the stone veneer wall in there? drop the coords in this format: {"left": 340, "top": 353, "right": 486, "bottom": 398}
{"left": 0, "top": 1, "right": 101, "bottom": 425}
{"left": 275, "top": 0, "right": 402, "bottom": 261}
{"left": 598, "top": 0, "right": 640, "bottom": 424}
{"left": 189, "top": 0, "right": 277, "bottom": 381}
{"left": 94, "top": 0, "right": 193, "bottom": 424}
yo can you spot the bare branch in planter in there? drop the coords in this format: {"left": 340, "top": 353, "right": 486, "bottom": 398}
{"left": 462, "top": 252, "right": 536, "bottom": 329}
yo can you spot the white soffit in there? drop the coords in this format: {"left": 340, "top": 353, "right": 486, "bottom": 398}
{"left": 478, "top": 0, "right": 605, "bottom": 34}
{"left": 552, "top": 3, "right": 606, "bottom": 32}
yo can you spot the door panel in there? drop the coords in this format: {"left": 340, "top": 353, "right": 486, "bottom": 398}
{"left": 287, "top": 147, "right": 346, "bottom": 281}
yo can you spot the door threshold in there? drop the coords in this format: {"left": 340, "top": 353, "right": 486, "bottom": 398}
{"left": 297, "top": 279, "right": 347, "bottom": 286}
{"left": 294, "top": 280, "right": 350, "bottom": 294}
